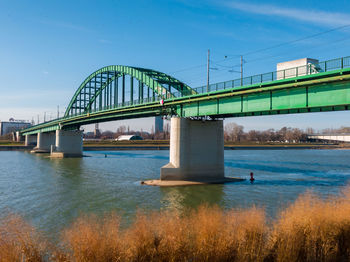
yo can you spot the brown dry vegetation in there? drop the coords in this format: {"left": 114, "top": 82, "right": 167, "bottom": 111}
{"left": 2, "top": 189, "right": 350, "bottom": 262}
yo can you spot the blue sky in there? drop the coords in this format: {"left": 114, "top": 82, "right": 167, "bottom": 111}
{"left": 1, "top": 0, "right": 350, "bottom": 132}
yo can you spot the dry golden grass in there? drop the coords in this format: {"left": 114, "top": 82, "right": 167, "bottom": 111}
{"left": 61, "top": 213, "right": 122, "bottom": 262}
{"left": 269, "top": 188, "right": 350, "bottom": 262}
{"left": 0, "top": 214, "right": 46, "bottom": 262}
{"left": 2, "top": 189, "right": 350, "bottom": 261}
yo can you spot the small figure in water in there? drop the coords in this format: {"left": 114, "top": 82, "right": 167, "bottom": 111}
{"left": 104, "top": 154, "right": 107, "bottom": 158}
{"left": 250, "top": 172, "right": 255, "bottom": 183}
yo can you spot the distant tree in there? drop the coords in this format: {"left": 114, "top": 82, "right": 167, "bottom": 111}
{"left": 322, "top": 128, "right": 335, "bottom": 135}
{"left": 224, "top": 123, "right": 244, "bottom": 142}
{"left": 336, "top": 126, "right": 350, "bottom": 134}
{"left": 151, "top": 126, "right": 155, "bottom": 140}
{"left": 116, "top": 125, "right": 127, "bottom": 137}
{"left": 278, "top": 127, "right": 288, "bottom": 141}
{"left": 306, "top": 127, "right": 315, "bottom": 135}
{"left": 101, "top": 131, "right": 114, "bottom": 139}
{"left": 247, "top": 130, "right": 259, "bottom": 142}
{"left": 164, "top": 123, "right": 170, "bottom": 140}
{"left": 83, "top": 132, "right": 95, "bottom": 139}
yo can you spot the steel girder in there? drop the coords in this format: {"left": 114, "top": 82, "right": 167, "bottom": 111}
{"left": 64, "top": 65, "right": 195, "bottom": 117}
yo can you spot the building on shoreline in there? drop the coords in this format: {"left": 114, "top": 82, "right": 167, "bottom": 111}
{"left": 155, "top": 116, "right": 163, "bottom": 133}
{"left": 116, "top": 135, "right": 143, "bottom": 141}
{"left": 0, "top": 119, "right": 31, "bottom": 136}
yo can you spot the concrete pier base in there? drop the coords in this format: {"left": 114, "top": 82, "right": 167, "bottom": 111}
{"left": 145, "top": 117, "right": 244, "bottom": 186}
{"left": 25, "top": 134, "right": 37, "bottom": 146}
{"left": 31, "top": 132, "right": 56, "bottom": 153}
{"left": 50, "top": 130, "right": 83, "bottom": 158}
{"left": 143, "top": 177, "right": 244, "bottom": 186}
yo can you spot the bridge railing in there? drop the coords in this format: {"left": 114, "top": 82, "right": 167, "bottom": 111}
{"left": 171, "top": 56, "right": 350, "bottom": 97}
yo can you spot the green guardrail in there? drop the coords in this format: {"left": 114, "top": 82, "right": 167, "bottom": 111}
{"left": 172, "top": 56, "right": 350, "bottom": 97}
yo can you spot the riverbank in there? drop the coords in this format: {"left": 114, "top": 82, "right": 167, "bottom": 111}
{"left": 1, "top": 140, "right": 349, "bottom": 151}
{"left": 2, "top": 188, "right": 350, "bottom": 261}
{"left": 0, "top": 145, "right": 34, "bottom": 151}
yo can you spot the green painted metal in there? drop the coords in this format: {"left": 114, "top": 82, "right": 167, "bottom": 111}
{"left": 171, "top": 56, "right": 350, "bottom": 97}
{"left": 176, "top": 72, "right": 350, "bottom": 118}
{"left": 130, "top": 76, "right": 133, "bottom": 105}
{"left": 85, "top": 73, "right": 119, "bottom": 113}
{"left": 65, "top": 65, "right": 195, "bottom": 117}
{"left": 21, "top": 56, "right": 350, "bottom": 136}
{"left": 122, "top": 73, "right": 125, "bottom": 106}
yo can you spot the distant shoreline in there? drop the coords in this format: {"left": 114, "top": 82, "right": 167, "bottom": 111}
{"left": 1, "top": 142, "right": 349, "bottom": 151}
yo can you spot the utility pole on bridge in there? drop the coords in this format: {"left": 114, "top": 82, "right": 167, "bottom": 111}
{"left": 207, "top": 49, "right": 210, "bottom": 93}
{"left": 240, "top": 55, "right": 243, "bottom": 86}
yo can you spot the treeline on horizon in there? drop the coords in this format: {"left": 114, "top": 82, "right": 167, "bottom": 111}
{"left": 83, "top": 123, "right": 350, "bottom": 143}
{"left": 224, "top": 124, "right": 350, "bottom": 143}
{"left": 2, "top": 188, "right": 350, "bottom": 261}
{"left": 1, "top": 123, "right": 349, "bottom": 142}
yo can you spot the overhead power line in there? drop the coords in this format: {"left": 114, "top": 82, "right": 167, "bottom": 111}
{"left": 170, "top": 23, "right": 350, "bottom": 75}
{"left": 242, "top": 24, "right": 350, "bottom": 57}
{"left": 239, "top": 33, "right": 350, "bottom": 67}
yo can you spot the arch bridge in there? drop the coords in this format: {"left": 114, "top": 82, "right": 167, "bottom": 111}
{"left": 20, "top": 56, "right": 350, "bottom": 183}
{"left": 65, "top": 65, "right": 196, "bottom": 118}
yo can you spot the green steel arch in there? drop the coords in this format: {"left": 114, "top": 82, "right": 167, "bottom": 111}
{"left": 64, "top": 65, "right": 195, "bottom": 117}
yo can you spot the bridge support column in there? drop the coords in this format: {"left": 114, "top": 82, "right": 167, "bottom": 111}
{"left": 14, "top": 131, "right": 24, "bottom": 142}
{"left": 31, "top": 132, "right": 56, "bottom": 153}
{"left": 25, "top": 134, "right": 37, "bottom": 146}
{"left": 160, "top": 117, "right": 226, "bottom": 182}
{"left": 50, "top": 130, "right": 83, "bottom": 158}
{"left": 17, "top": 132, "right": 25, "bottom": 142}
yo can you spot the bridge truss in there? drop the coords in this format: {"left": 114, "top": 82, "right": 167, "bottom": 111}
{"left": 65, "top": 66, "right": 196, "bottom": 117}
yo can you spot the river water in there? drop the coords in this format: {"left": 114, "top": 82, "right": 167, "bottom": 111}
{"left": 1, "top": 149, "right": 350, "bottom": 236}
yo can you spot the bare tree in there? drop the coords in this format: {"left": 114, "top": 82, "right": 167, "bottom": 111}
{"left": 101, "top": 130, "right": 114, "bottom": 139}
{"left": 224, "top": 123, "right": 244, "bottom": 142}
{"left": 306, "top": 127, "right": 314, "bottom": 134}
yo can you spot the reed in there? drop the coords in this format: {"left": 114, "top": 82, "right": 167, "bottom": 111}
{"left": 2, "top": 189, "right": 350, "bottom": 261}
{"left": 0, "top": 214, "right": 46, "bottom": 262}
{"left": 61, "top": 213, "right": 122, "bottom": 262}
{"left": 269, "top": 188, "right": 350, "bottom": 262}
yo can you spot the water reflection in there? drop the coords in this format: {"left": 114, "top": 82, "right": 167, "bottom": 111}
{"left": 47, "top": 156, "right": 84, "bottom": 177}
{"left": 160, "top": 184, "right": 225, "bottom": 211}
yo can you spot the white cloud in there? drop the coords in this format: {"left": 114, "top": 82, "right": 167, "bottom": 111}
{"left": 223, "top": 1, "right": 350, "bottom": 27}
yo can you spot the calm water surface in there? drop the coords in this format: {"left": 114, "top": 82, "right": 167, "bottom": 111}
{"left": 1, "top": 149, "right": 350, "bottom": 236}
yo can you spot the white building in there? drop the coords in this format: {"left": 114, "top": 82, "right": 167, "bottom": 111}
{"left": 115, "top": 135, "right": 143, "bottom": 141}
{"left": 277, "top": 58, "right": 320, "bottom": 80}
{"left": 308, "top": 134, "right": 350, "bottom": 143}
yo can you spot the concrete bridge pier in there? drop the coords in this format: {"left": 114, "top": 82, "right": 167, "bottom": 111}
{"left": 13, "top": 131, "right": 25, "bottom": 142}
{"left": 31, "top": 132, "right": 56, "bottom": 153}
{"left": 25, "top": 134, "right": 37, "bottom": 146}
{"left": 159, "top": 117, "right": 227, "bottom": 183}
{"left": 50, "top": 130, "right": 83, "bottom": 158}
